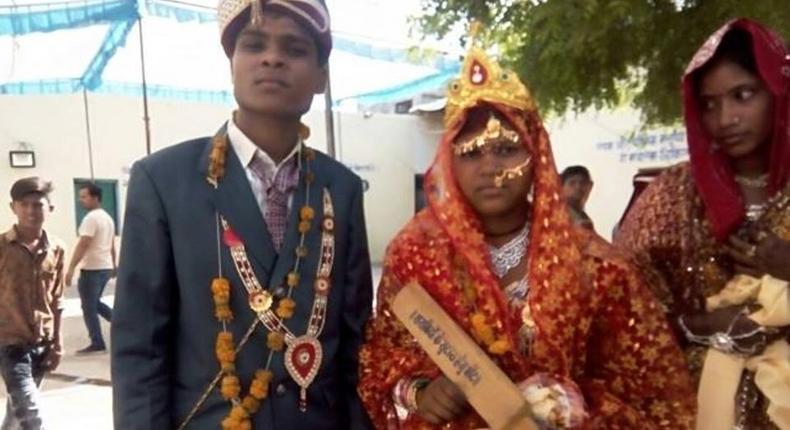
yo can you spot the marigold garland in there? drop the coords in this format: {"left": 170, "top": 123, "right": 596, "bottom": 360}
{"left": 220, "top": 374, "right": 241, "bottom": 400}
{"left": 300, "top": 206, "right": 315, "bottom": 221}
{"left": 470, "top": 313, "right": 495, "bottom": 344}
{"left": 458, "top": 266, "right": 512, "bottom": 355}
{"left": 287, "top": 272, "right": 300, "bottom": 288}
{"left": 276, "top": 298, "right": 296, "bottom": 319}
{"left": 470, "top": 312, "right": 511, "bottom": 355}
{"left": 267, "top": 332, "right": 285, "bottom": 351}
{"left": 488, "top": 339, "right": 511, "bottom": 355}
{"left": 215, "top": 331, "right": 236, "bottom": 371}
{"left": 203, "top": 125, "right": 330, "bottom": 428}
{"left": 212, "top": 276, "right": 273, "bottom": 430}
{"left": 213, "top": 278, "right": 233, "bottom": 322}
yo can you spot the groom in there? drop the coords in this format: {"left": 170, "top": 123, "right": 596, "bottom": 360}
{"left": 111, "top": 1, "right": 374, "bottom": 428}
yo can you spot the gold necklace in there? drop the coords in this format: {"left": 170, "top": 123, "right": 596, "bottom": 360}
{"left": 734, "top": 173, "right": 769, "bottom": 188}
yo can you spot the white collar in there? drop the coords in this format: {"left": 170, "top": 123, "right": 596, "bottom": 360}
{"left": 227, "top": 115, "right": 301, "bottom": 170}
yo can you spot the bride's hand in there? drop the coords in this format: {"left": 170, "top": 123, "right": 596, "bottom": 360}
{"left": 416, "top": 376, "right": 469, "bottom": 425}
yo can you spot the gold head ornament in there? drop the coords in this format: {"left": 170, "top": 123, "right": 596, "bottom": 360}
{"left": 453, "top": 114, "right": 520, "bottom": 156}
{"left": 444, "top": 23, "right": 536, "bottom": 128}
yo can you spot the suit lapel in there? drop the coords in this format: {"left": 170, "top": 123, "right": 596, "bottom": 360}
{"left": 200, "top": 130, "right": 278, "bottom": 279}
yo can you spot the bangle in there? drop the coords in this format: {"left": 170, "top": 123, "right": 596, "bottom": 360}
{"left": 407, "top": 378, "right": 430, "bottom": 412}
{"left": 678, "top": 313, "right": 767, "bottom": 355}
{"left": 393, "top": 377, "right": 430, "bottom": 413}
{"left": 677, "top": 315, "right": 709, "bottom": 345}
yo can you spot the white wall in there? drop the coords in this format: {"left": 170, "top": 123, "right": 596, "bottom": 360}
{"left": 0, "top": 94, "right": 688, "bottom": 266}
{"left": 1, "top": 94, "right": 230, "bottom": 255}
{"left": 0, "top": 94, "right": 439, "bottom": 262}
{"left": 547, "top": 109, "right": 688, "bottom": 238}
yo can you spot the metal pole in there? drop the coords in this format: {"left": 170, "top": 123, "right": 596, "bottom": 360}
{"left": 323, "top": 67, "right": 336, "bottom": 158}
{"left": 138, "top": 16, "right": 152, "bottom": 155}
{"left": 82, "top": 88, "right": 95, "bottom": 180}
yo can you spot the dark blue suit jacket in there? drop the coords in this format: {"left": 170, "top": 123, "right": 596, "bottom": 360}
{"left": 111, "top": 134, "right": 374, "bottom": 429}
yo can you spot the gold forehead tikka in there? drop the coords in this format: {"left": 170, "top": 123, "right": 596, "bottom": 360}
{"left": 453, "top": 113, "right": 520, "bottom": 156}
{"left": 494, "top": 156, "right": 532, "bottom": 188}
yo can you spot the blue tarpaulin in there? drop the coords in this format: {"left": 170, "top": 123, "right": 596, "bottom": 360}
{"left": 0, "top": 0, "right": 458, "bottom": 105}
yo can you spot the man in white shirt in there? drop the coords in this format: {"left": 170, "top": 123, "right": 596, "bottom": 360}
{"left": 66, "top": 182, "right": 116, "bottom": 353}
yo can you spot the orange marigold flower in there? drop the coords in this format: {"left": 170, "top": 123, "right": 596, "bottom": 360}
{"left": 298, "top": 220, "right": 311, "bottom": 234}
{"left": 249, "top": 370, "right": 273, "bottom": 399}
{"left": 211, "top": 277, "right": 230, "bottom": 295}
{"left": 213, "top": 292, "right": 230, "bottom": 305}
{"left": 217, "top": 351, "right": 235, "bottom": 367}
{"left": 249, "top": 380, "right": 269, "bottom": 400}
{"left": 216, "top": 332, "right": 236, "bottom": 364}
{"left": 488, "top": 338, "right": 511, "bottom": 355}
{"left": 299, "top": 206, "right": 315, "bottom": 221}
{"left": 241, "top": 395, "right": 260, "bottom": 413}
{"left": 220, "top": 375, "right": 241, "bottom": 400}
{"left": 267, "top": 332, "right": 285, "bottom": 351}
{"left": 221, "top": 416, "right": 240, "bottom": 430}
{"left": 287, "top": 272, "right": 300, "bottom": 288}
{"left": 470, "top": 313, "right": 486, "bottom": 327}
{"left": 238, "top": 419, "right": 252, "bottom": 430}
{"left": 229, "top": 405, "right": 249, "bottom": 420}
{"left": 471, "top": 313, "right": 495, "bottom": 345}
{"left": 216, "top": 331, "right": 234, "bottom": 348}
{"left": 215, "top": 305, "right": 233, "bottom": 322}
{"left": 256, "top": 369, "right": 274, "bottom": 383}
{"left": 276, "top": 298, "right": 296, "bottom": 319}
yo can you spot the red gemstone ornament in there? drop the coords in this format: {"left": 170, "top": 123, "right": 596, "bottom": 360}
{"left": 222, "top": 227, "right": 243, "bottom": 248}
{"left": 284, "top": 336, "right": 323, "bottom": 412}
{"left": 469, "top": 60, "right": 488, "bottom": 85}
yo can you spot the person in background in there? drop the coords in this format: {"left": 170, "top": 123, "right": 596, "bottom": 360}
{"left": 66, "top": 182, "right": 115, "bottom": 354}
{"left": 560, "top": 165, "right": 595, "bottom": 230}
{"left": 0, "top": 177, "right": 65, "bottom": 430}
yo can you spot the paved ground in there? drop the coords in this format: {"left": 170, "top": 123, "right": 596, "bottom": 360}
{"left": 1, "top": 266, "right": 383, "bottom": 428}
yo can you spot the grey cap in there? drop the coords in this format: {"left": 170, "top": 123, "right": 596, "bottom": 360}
{"left": 10, "top": 177, "right": 53, "bottom": 201}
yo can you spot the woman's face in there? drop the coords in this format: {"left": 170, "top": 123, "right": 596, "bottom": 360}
{"left": 452, "top": 111, "right": 533, "bottom": 219}
{"left": 698, "top": 59, "right": 774, "bottom": 160}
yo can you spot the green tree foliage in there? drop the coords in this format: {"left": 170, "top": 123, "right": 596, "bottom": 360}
{"left": 414, "top": 0, "right": 790, "bottom": 124}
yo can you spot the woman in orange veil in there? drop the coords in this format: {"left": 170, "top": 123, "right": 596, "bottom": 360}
{"left": 358, "top": 36, "right": 695, "bottom": 429}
